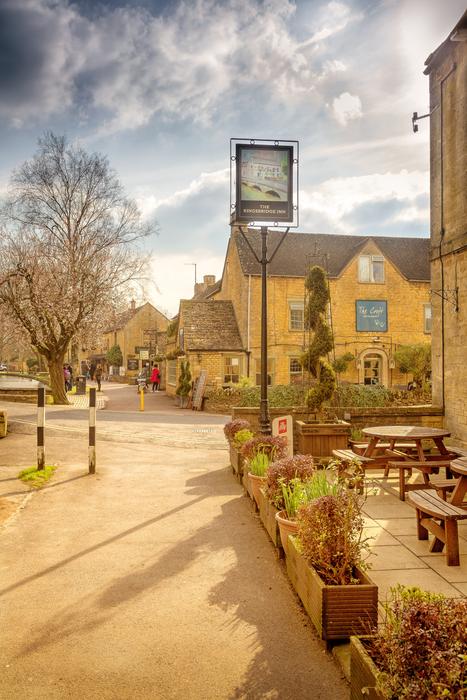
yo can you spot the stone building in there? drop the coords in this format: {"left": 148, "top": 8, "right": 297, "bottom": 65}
{"left": 168, "top": 230, "right": 431, "bottom": 391}
{"left": 424, "top": 10, "right": 467, "bottom": 445}
{"left": 78, "top": 301, "right": 169, "bottom": 382}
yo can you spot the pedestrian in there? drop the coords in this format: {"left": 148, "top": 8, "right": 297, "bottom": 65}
{"left": 67, "top": 364, "right": 73, "bottom": 390}
{"left": 64, "top": 365, "right": 71, "bottom": 392}
{"left": 90, "top": 363, "right": 96, "bottom": 381}
{"left": 150, "top": 364, "right": 160, "bottom": 392}
{"left": 95, "top": 364, "right": 102, "bottom": 392}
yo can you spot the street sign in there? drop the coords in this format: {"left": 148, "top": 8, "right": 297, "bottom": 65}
{"left": 230, "top": 138, "right": 299, "bottom": 227}
{"left": 272, "top": 415, "right": 293, "bottom": 457}
{"left": 139, "top": 350, "right": 149, "bottom": 360}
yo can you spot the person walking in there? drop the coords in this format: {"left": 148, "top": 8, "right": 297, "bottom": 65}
{"left": 63, "top": 365, "right": 71, "bottom": 392}
{"left": 95, "top": 364, "right": 103, "bottom": 392}
{"left": 150, "top": 364, "right": 160, "bottom": 392}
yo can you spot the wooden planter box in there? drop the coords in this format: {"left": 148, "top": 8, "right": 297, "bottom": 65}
{"left": 229, "top": 444, "right": 244, "bottom": 478}
{"left": 350, "top": 636, "right": 384, "bottom": 700}
{"left": 286, "top": 537, "right": 378, "bottom": 640}
{"left": 296, "top": 420, "right": 351, "bottom": 458}
{"left": 257, "top": 489, "right": 282, "bottom": 550}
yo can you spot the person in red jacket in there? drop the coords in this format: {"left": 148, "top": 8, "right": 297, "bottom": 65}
{"left": 150, "top": 364, "right": 160, "bottom": 392}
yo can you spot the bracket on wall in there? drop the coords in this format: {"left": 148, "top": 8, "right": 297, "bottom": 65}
{"left": 431, "top": 287, "right": 459, "bottom": 312}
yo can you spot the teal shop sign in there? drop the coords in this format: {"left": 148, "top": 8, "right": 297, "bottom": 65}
{"left": 356, "top": 300, "right": 388, "bottom": 332}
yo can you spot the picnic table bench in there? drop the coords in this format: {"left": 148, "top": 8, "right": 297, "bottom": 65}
{"left": 407, "top": 489, "right": 467, "bottom": 566}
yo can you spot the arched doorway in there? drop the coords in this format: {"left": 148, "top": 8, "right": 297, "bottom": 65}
{"left": 358, "top": 349, "right": 389, "bottom": 387}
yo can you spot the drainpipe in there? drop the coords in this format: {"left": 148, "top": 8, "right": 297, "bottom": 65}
{"left": 247, "top": 274, "right": 251, "bottom": 377}
{"left": 438, "top": 63, "right": 457, "bottom": 411}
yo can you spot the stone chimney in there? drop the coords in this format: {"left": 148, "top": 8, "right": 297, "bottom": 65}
{"left": 194, "top": 275, "right": 216, "bottom": 296}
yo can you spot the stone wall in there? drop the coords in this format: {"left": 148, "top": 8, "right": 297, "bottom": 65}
{"left": 428, "top": 27, "right": 467, "bottom": 446}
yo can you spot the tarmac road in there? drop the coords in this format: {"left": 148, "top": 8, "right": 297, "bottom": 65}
{"left": 0, "top": 400, "right": 348, "bottom": 700}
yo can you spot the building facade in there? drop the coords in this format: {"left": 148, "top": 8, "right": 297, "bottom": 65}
{"left": 169, "top": 230, "right": 431, "bottom": 392}
{"left": 78, "top": 301, "right": 169, "bottom": 381}
{"left": 425, "top": 11, "right": 467, "bottom": 444}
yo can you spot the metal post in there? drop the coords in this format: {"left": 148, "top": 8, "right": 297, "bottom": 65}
{"left": 259, "top": 226, "right": 271, "bottom": 434}
{"left": 37, "top": 387, "right": 45, "bottom": 471}
{"left": 89, "top": 387, "right": 96, "bottom": 474}
{"left": 140, "top": 385, "right": 145, "bottom": 411}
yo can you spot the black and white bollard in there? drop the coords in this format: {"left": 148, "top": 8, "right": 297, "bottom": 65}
{"left": 89, "top": 387, "right": 96, "bottom": 474}
{"left": 37, "top": 387, "right": 45, "bottom": 471}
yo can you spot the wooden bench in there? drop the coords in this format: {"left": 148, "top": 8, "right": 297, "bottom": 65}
{"left": 332, "top": 449, "right": 375, "bottom": 465}
{"left": 407, "top": 489, "right": 467, "bottom": 566}
{"left": 387, "top": 460, "right": 454, "bottom": 501}
{"left": 0, "top": 410, "right": 7, "bottom": 438}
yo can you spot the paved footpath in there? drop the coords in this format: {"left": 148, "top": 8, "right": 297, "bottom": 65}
{"left": 0, "top": 405, "right": 347, "bottom": 699}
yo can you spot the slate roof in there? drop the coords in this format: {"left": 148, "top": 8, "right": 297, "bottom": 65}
{"left": 179, "top": 300, "right": 244, "bottom": 351}
{"left": 234, "top": 231, "right": 430, "bottom": 281}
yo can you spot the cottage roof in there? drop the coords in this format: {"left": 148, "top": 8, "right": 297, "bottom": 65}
{"left": 234, "top": 231, "right": 430, "bottom": 281}
{"left": 179, "top": 300, "right": 243, "bottom": 351}
{"left": 105, "top": 301, "right": 169, "bottom": 333}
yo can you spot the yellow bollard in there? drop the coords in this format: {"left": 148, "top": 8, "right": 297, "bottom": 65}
{"left": 139, "top": 386, "right": 145, "bottom": 411}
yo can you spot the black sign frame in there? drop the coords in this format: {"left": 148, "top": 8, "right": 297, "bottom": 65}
{"left": 230, "top": 138, "right": 298, "bottom": 227}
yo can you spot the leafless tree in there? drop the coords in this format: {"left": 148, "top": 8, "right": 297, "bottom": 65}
{"left": 0, "top": 133, "right": 153, "bottom": 403}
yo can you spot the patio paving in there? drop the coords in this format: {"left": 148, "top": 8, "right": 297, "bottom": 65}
{"left": 362, "top": 469, "right": 466, "bottom": 602}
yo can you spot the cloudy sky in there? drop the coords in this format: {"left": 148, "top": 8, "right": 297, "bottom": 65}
{"left": 0, "top": 0, "right": 464, "bottom": 315}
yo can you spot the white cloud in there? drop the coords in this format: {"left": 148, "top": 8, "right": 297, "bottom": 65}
{"left": 1, "top": 0, "right": 364, "bottom": 132}
{"left": 149, "top": 252, "right": 225, "bottom": 317}
{"left": 300, "top": 169, "right": 429, "bottom": 232}
{"left": 332, "top": 92, "right": 363, "bottom": 126}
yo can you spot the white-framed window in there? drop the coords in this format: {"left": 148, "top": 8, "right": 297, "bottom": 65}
{"left": 358, "top": 255, "right": 385, "bottom": 283}
{"left": 289, "top": 357, "right": 302, "bottom": 384}
{"left": 424, "top": 304, "right": 432, "bottom": 333}
{"left": 255, "top": 358, "right": 275, "bottom": 386}
{"left": 224, "top": 355, "right": 242, "bottom": 384}
{"left": 289, "top": 301, "right": 304, "bottom": 331}
{"left": 167, "top": 360, "right": 177, "bottom": 386}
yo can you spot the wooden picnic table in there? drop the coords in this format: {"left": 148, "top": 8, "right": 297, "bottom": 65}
{"left": 362, "top": 425, "right": 451, "bottom": 462}
{"left": 448, "top": 458, "right": 467, "bottom": 507}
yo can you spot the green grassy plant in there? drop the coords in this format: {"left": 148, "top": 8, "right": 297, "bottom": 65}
{"left": 18, "top": 465, "right": 57, "bottom": 488}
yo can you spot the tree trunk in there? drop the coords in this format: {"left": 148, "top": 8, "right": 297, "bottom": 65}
{"left": 48, "top": 355, "right": 69, "bottom": 405}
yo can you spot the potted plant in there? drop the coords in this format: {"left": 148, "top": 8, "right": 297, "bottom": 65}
{"left": 259, "top": 454, "right": 315, "bottom": 548}
{"left": 176, "top": 359, "right": 192, "bottom": 408}
{"left": 223, "top": 419, "right": 253, "bottom": 475}
{"left": 350, "top": 585, "right": 466, "bottom": 700}
{"left": 296, "top": 265, "right": 350, "bottom": 457}
{"left": 276, "top": 469, "right": 341, "bottom": 553}
{"left": 287, "top": 488, "right": 377, "bottom": 640}
{"left": 240, "top": 435, "right": 287, "bottom": 506}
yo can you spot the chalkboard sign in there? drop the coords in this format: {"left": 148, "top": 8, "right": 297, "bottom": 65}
{"left": 192, "top": 370, "right": 208, "bottom": 411}
{"left": 356, "top": 300, "right": 388, "bottom": 332}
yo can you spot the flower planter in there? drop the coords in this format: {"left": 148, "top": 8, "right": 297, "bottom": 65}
{"left": 286, "top": 537, "right": 378, "bottom": 641}
{"left": 247, "top": 473, "right": 267, "bottom": 507}
{"left": 275, "top": 510, "right": 299, "bottom": 553}
{"left": 350, "top": 636, "right": 384, "bottom": 700}
{"left": 229, "top": 444, "right": 244, "bottom": 478}
{"left": 257, "top": 489, "right": 282, "bottom": 550}
{"left": 296, "top": 420, "right": 351, "bottom": 458}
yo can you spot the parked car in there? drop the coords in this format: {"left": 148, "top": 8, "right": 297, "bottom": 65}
{"left": 0, "top": 363, "right": 7, "bottom": 372}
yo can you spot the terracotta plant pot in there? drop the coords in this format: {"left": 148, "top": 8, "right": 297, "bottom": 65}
{"left": 286, "top": 537, "right": 378, "bottom": 640}
{"left": 350, "top": 636, "right": 384, "bottom": 700}
{"left": 275, "top": 510, "right": 299, "bottom": 553}
{"left": 247, "top": 473, "right": 267, "bottom": 507}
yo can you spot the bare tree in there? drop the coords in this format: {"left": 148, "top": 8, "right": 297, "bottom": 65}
{"left": 0, "top": 133, "right": 153, "bottom": 403}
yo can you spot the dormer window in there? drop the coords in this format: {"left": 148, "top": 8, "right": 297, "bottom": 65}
{"left": 359, "top": 255, "right": 385, "bottom": 283}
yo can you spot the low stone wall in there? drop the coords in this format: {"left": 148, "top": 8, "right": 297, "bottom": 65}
{"left": 231, "top": 405, "right": 444, "bottom": 442}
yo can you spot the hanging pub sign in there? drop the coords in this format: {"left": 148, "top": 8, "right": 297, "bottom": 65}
{"left": 230, "top": 139, "right": 299, "bottom": 227}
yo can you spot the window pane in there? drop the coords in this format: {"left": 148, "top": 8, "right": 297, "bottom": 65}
{"left": 289, "top": 301, "right": 304, "bottom": 330}
{"left": 372, "top": 259, "right": 384, "bottom": 283}
{"left": 424, "top": 304, "right": 432, "bottom": 333}
{"left": 359, "top": 256, "right": 370, "bottom": 282}
{"left": 255, "top": 359, "right": 274, "bottom": 386}
{"left": 224, "top": 356, "right": 241, "bottom": 383}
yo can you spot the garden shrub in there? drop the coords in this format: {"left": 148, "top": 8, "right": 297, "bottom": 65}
{"left": 367, "top": 586, "right": 466, "bottom": 700}
{"left": 241, "top": 435, "right": 288, "bottom": 476}
{"left": 265, "top": 454, "right": 315, "bottom": 509}
{"left": 297, "top": 490, "right": 369, "bottom": 585}
{"left": 223, "top": 418, "right": 251, "bottom": 443}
